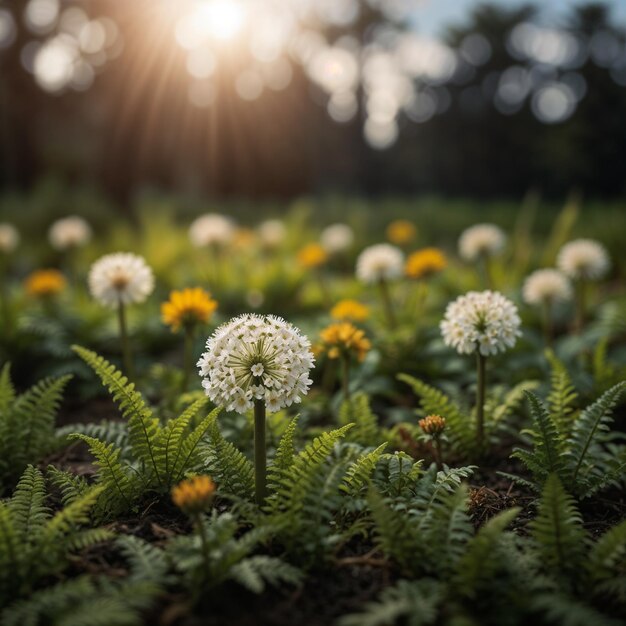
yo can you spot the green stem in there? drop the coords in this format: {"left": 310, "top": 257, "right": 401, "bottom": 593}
{"left": 183, "top": 326, "right": 194, "bottom": 392}
{"left": 194, "top": 512, "right": 211, "bottom": 585}
{"left": 254, "top": 399, "right": 267, "bottom": 506}
{"left": 542, "top": 299, "right": 553, "bottom": 347}
{"left": 434, "top": 437, "right": 443, "bottom": 470}
{"left": 378, "top": 278, "right": 396, "bottom": 330}
{"left": 574, "top": 279, "right": 587, "bottom": 334}
{"left": 117, "top": 301, "right": 134, "bottom": 380}
{"left": 341, "top": 355, "right": 351, "bottom": 402}
{"left": 476, "top": 352, "right": 486, "bottom": 451}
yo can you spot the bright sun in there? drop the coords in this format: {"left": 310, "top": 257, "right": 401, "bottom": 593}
{"left": 175, "top": 0, "right": 246, "bottom": 49}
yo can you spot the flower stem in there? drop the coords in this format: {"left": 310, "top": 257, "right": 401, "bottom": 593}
{"left": 254, "top": 399, "right": 267, "bottom": 506}
{"left": 341, "top": 354, "right": 351, "bottom": 402}
{"left": 434, "top": 437, "right": 443, "bottom": 470}
{"left": 117, "top": 301, "right": 134, "bottom": 380}
{"left": 476, "top": 352, "right": 486, "bottom": 451}
{"left": 182, "top": 326, "right": 194, "bottom": 392}
{"left": 482, "top": 254, "right": 494, "bottom": 289}
{"left": 542, "top": 299, "right": 553, "bottom": 347}
{"left": 378, "top": 278, "right": 396, "bottom": 330}
{"left": 574, "top": 279, "right": 586, "bottom": 334}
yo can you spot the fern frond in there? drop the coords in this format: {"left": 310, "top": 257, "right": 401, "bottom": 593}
{"left": 0, "top": 363, "right": 15, "bottom": 415}
{"left": 72, "top": 346, "right": 162, "bottom": 485}
{"left": 587, "top": 519, "right": 626, "bottom": 601}
{"left": 66, "top": 527, "right": 115, "bottom": 551}
{"left": 270, "top": 415, "right": 299, "bottom": 474}
{"left": 530, "top": 474, "right": 586, "bottom": 580}
{"left": 116, "top": 535, "right": 170, "bottom": 584}
{"left": 341, "top": 443, "right": 388, "bottom": 496}
{"left": 58, "top": 421, "right": 129, "bottom": 453}
{"left": 338, "top": 392, "right": 381, "bottom": 447}
{"left": 47, "top": 466, "right": 90, "bottom": 505}
{"left": 8, "top": 466, "right": 49, "bottom": 540}
{"left": 229, "top": 555, "right": 303, "bottom": 594}
{"left": 546, "top": 349, "right": 578, "bottom": 434}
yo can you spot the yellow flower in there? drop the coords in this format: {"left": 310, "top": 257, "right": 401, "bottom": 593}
{"left": 386, "top": 220, "right": 417, "bottom": 245}
{"left": 25, "top": 269, "right": 66, "bottom": 297}
{"left": 318, "top": 322, "right": 371, "bottom": 362}
{"left": 419, "top": 414, "right": 446, "bottom": 436}
{"left": 233, "top": 228, "right": 256, "bottom": 249}
{"left": 298, "top": 243, "right": 328, "bottom": 269}
{"left": 172, "top": 475, "right": 216, "bottom": 515}
{"left": 330, "top": 299, "right": 370, "bottom": 322}
{"left": 405, "top": 248, "right": 447, "bottom": 279}
{"left": 161, "top": 287, "right": 218, "bottom": 332}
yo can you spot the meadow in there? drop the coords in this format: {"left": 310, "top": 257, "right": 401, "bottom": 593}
{"left": 0, "top": 190, "right": 625, "bottom": 626}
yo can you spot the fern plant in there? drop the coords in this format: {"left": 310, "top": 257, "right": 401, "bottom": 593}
{"left": 509, "top": 379, "right": 626, "bottom": 497}
{"left": 67, "top": 346, "right": 219, "bottom": 517}
{"left": 398, "top": 373, "right": 538, "bottom": 458}
{"left": 0, "top": 364, "right": 71, "bottom": 493}
{"left": 0, "top": 466, "right": 110, "bottom": 605}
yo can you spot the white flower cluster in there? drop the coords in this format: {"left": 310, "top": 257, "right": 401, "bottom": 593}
{"left": 523, "top": 269, "right": 572, "bottom": 306}
{"left": 321, "top": 223, "right": 354, "bottom": 254}
{"left": 458, "top": 223, "right": 506, "bottom": 261}
{"left": 258, "top": 219, "right": 286, "bottom": 248}
{"left": 189, "top": 213, "right": 235, "bottom": 247}
{"left": 49, "top": 216, "right": 92, "bottom": 250}
{"left": 0, "top": 223, "right": 19, "bottom": 253}
{"left": 557, "top": 239, "right": 610, "bottom": 281}
{"left": 89, "top": 252, "right": 155, "bottom": 308}
{"left": 441, "top": 290, "right": 522, "bottom": 356}
{"left": 356, "top": 244, "right": 404, "bottom": 283}
{"left": 197, "top": 314, "right": 314, "bottom": 414}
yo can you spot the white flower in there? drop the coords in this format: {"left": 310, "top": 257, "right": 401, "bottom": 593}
{"left": 523, "top": 269, "right": 572, "bottom": 306}
{"left": 189, "top": 213, "right": 235, "bottom": 247}
{"left": 556, "top": 239, "right": 610, "bottom": 281}
{"left": 440, "top": 290, "right": 522, "bottom": 357}
{"left": 258, "top": 220, "right": 286, "bottom": 248}
{"left": 197, "top": 314, "right": 314, "bottom": 414}
{"left": 0, "top": 223, "right": 19, "bottom": 253}
{"left": 458, "top": 224, "right": 506, "bottom": 261}
{"left": 321, "top": 223, "right": 354, "bottom": 254}
{"left": 356, "top": 244, "right": 404, "bottom": 283}
{"left": 88, "top": 252, "right": 155, "bottom": 308}
{"left": 49, "top": 216, "right": 92, "bottom": 250}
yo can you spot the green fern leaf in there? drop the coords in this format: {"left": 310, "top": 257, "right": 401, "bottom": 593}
{"left": 8, "top": 466, "right": 49, "bottom": 540}
{"left": 341, "top": 443, "right": 388, "bottom": 496}
{"left": 546, "top": 350, "right": 578, "bottom": 435}
{"left": 338, "top": 392, "right": 380, "bottom": 446}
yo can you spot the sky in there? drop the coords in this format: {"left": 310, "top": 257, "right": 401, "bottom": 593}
{"left": 412, "top": 0, "right": 626, "bottom": 36}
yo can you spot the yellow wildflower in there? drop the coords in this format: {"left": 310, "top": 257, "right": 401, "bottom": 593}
{"left": 25, "top": 269, "right": 66, "bottom": 297}
{"left": 419, "top": 414, "right": 446, "bottom": 436}
{"left": 405, "top": 248, "right": 447, "bottom": 279}
{"left": 330, "top": 299, "right": 370, "bottom": 323}
{"left": 171, "top": 475, "right": 216, "bottom": 515}
{"left": 161, "top": 287, "right": 218, "bottom": 332}
{"left": 387, "top": 220, "right": 417, "bottom": 245}
{"left": 318, "top": 322, "right": 371, "bottom": 362}
{"left": 298, "top": 243, "right": 328, "bottom": 269}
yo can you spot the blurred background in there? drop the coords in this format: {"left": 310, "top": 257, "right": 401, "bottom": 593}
{"left": 1, "top": 0, "right": 626, "bottom": 202}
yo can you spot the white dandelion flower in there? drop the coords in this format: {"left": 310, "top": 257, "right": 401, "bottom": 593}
{"left": 49, "top": 216, "right": 92, "bottom": 250}
{"left": 523, "top": 269, "right": 572, "bottom": 306}
{"left": 88, "top": 252, "right": 155, "bottom": 308}
{"left": 458, "top": 224, "right": 507, "bottom": 261}
{"left": 0, "top": 223, "right": 19, "bottom": 254}
{"left": 356, "top": 244, "right": 404, "bottom": 283}
{"left": 440, "top": 290, "right": 522, "bottom": 357}
{"left": 556, "top": 239, "right": 610, "bottom": 281}
{"left": 321, "top": 223, "right": 354, "bottom": 254}
{"left": 197, "top": 314, "right": 315, "bottom": 414}
{"left": 258, "top": 220, "right": 286, "bottom": 248}
{"left": 189, "top": 213, "right": 235, "bottom": 247}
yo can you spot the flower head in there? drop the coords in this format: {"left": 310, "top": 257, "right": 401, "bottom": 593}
{"left": 197, "top": 314, "right": 314, "bottom": 414}
{"left": 356, "top": 244, "right": 404, "bottom": 283}
{"left": 523, "top": 269, "right": 572, "bottom": 306}
{"left": 321, "top": 223, "right": 354, "bottom": 254}
{"left": 162, "top": 287, "right": 218, "bottom": 332}
{"left": 405, "top": 247, "right": 447, "bottom": 279}
{"left": 440, "top": 290, "right": 522, "bottom": 356}
{"left": 318, "top": 322, "right": 371, "bottom": 362}
{"left": 387, "top": 220, "right": 417, "bottom": 245}
{"left": 49, "top": 216, "right": 91, "bottom": 250}
{"left": 298, "top": 243, "right": 328, "bottom": 269}
{"left": 330, "top": 299, "right": 370, "bottom": 322}
{"left": 258, "top": 219, "right": 286, "bottom": 248}
{"left": 0, "top": 224, "right": 19, "bottom": 254}
{"left": 556, "top": 239, "right": 610, "bottom": 281}
{"left": 25, "top": 269, "right": 66, "bottom": 298}
{"left": 88, "top": 252, "right": 154, "bottom": 308}
{"left": 189, "top": 213, "right": 235, "bottom": 247}
{"left": 458, "top": 224, "right": 506, "bottom": 261}
{"left": 419, "top": 414, "right": 446, "bottom": 437}
{"left": 171, "top": 475, "right": 216, "bottom": 515}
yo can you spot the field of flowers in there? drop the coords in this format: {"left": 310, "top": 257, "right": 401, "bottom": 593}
{"left": 0, "top": 195, "right": 625, "bottom": 626}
